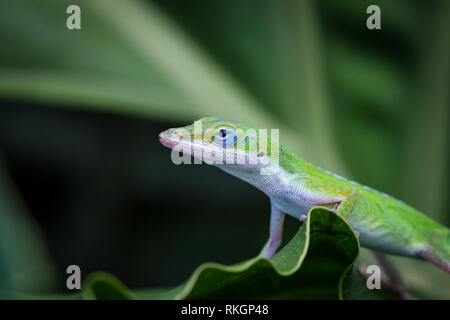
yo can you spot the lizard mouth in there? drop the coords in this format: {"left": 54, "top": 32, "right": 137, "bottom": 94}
{"left": 158, "top": 134, "right": 177, "bottom": 149}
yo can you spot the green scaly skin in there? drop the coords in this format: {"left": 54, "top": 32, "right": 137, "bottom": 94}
{"left": 159, "top": 117, "right": 450, "bottom": 273}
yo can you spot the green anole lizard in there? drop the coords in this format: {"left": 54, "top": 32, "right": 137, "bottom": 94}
{"left": 158, "top": 117, "right": 450, "bottom": 274}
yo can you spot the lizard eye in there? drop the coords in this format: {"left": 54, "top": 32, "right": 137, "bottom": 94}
{"left": 213, "top": 127, "right": 236, "bottom": 148}
{"left": 218, "top": 129, "right": 227, "bottom": 138}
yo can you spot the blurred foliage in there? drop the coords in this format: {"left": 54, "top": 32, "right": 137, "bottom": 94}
{"left": 0, "top": 0, "right": 448, "bottom": 299}
{"left": 0, "top": 156, "right": 55, "bottom": 296}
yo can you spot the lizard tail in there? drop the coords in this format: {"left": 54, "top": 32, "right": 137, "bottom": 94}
{"left": 420, "top": 228, "right": 450, "bottom": 274}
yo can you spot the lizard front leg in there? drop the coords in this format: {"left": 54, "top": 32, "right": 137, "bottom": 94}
{"left": 313, "top": 189, "right": 359, "bottom": 218}
{"left": 260, "top": 203, "right": 285, "bottom": 258}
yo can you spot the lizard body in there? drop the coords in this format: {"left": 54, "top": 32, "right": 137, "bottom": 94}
{"left": 159, "top": 117, "right": 450, "bottom": 273}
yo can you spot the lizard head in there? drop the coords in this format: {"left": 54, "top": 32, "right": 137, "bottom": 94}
{"left": 158, "top": 117, "right": 280, "bottom": 176}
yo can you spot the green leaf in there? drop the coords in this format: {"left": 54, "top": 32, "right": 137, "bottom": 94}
{"left": 82, "top": 272, "right": 135, "bottom": 300}
{"left": 0, "top": 155, "right": 56, "bottom": 296}
{"left": 81, "top": 207, "right": 360, "bottom": 300}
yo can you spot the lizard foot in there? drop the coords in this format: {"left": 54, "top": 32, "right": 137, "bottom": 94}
{"left": 332, "top": 203, "right": 340, "bottom": 212}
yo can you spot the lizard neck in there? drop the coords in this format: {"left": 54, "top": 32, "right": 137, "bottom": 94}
{"left": 216, "top": 146, "right": 312, "bottom": 200}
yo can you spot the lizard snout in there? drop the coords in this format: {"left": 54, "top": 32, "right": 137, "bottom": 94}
{"left": 158, "top": 130, "right": 177, "bottom": 149}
